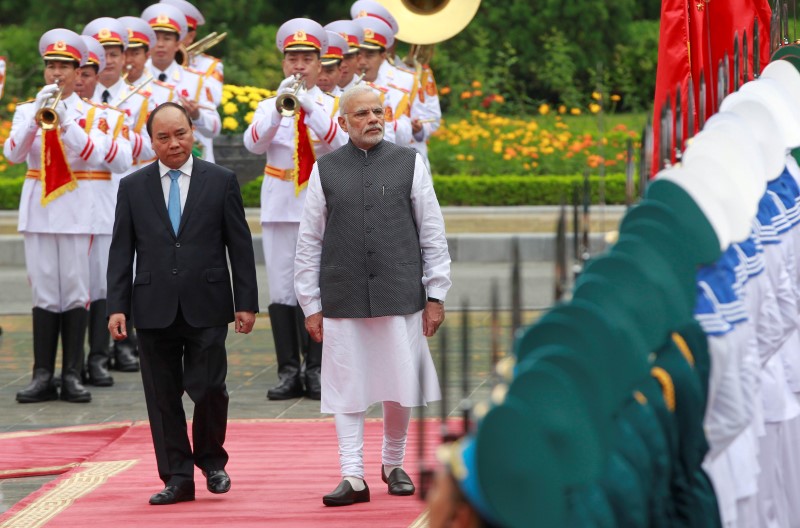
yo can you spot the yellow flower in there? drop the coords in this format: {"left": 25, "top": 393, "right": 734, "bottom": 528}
{"left": 249, "top": 100, "right": 259, "bottom": 110}
{"left": 5, "top": 103, "right": 15, "bottom": 113}
{"left": 471, "top": 80, "right": 482, "bottom": 88}
{"left": 236, "top": 94, "right": 249, "bottom": 103}
{"left": 538, "top": 103, "right": 550, "bottom": 115}
{"left": 591, "top": 91, "right": 602, "bottom": 101}
{"left": 466, "top": 154, "right": 474, "bottom": 161}
{"left": 245, "top": 111, "right": 255, "bottom": 124}
{"left": 589, "top": 103, "right": 601, "bottom": 114}
{"left": 570, "top": 108, "right": 581, "bottom": 115}
{"left": 456, "top": 153, "right": 465, "bottom": 160}
{"left": 222, "top": 116, "right": 239, "bottom": 131}
{"left": 223, "top": 102, "right": 238, "bottom": 115}
{"left": 558, "top": 105, "right": 566, "bottom": 114}
{"left": 610, "top": 94, "right": 621, "bottom": 102}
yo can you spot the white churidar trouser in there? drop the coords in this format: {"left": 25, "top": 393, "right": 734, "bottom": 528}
{"left": 89, "top": 234, "right": 111, "bottom": 301}
{"left": 24, "top": 233, "right": 91, "bottom": 312}
{"left": 262, "top": 221, "right": 299, "bottom": 305}
{"left": 334, "top": 402, "right": 412, "bottom": 479}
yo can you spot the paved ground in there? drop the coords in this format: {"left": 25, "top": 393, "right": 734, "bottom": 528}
{"left": 0, "top": 204, "right": 624, "bottom": 515}
{"left": 0, "top": 260, "right": 553, "bottom": 514}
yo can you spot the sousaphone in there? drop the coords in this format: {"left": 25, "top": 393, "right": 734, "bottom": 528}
{"left": 377, "top": 0, "right": 481, "bottom": 66}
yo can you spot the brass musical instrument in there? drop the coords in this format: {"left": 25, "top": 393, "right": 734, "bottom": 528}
{"left": 275, "top": 74, "right": 305, "bottom": 117}
{"left": 180, "top": 31, "right": 228, "bottom": 67}
{"left": 354, "top": 71, "right": 366, "bottom": 85}
{"left": 122, "top": 64, "right": 133, "bottom": 82}
{"left": 35, "top": 82, "right": 66, "bottom": 130}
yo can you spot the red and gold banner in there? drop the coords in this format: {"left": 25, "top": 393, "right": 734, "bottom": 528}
{"left": 293, "top": 108, "right": 315, "bottom": 195}
{"left": 39, "top": 128, "right": 77, "bottom": 206}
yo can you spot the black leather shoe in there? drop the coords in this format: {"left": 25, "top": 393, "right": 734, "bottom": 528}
{"left": 305, "top": 370, "right": 321, "bottom": 400}
{"left": 267, "top": 376, "right": 304, "bottom": 400}
{"left": 323, "top": 480, "right": 370, "bottom": 507}
{"left": 149, "top": 484, "right": 195, "bottom": 505}
{"left": 203, "top": 469, "right": 231, "bottom": 494}
{"left": 382, "top": 466, "right": 415, "bottom": 496}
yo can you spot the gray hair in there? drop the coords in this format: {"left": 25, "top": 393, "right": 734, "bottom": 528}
{"left": 339, "top": 84, "right": 379, "bottom": 116}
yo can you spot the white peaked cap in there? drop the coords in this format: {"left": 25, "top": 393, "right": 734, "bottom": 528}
{"left": 720, "top": 90, "right": 788, "bottom": 181}
{"left": 655, "top": 165, "right": 732, "bottom": 250}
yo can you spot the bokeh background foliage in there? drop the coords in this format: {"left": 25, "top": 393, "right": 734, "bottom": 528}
{"left": 0, "top": 0, "right": 660, "bottom": 111}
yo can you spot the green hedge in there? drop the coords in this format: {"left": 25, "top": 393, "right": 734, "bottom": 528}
{"left": 239, "top": 174, "right": 632, "bottom": 208}
{"left": 0, "top": 174, "right": 632, "bottom": 209}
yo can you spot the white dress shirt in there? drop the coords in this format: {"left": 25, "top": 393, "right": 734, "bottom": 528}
{"left": 158, "top": 156, "right": 193, "bottom": 211}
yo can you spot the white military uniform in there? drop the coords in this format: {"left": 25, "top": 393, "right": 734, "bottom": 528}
{"left": 243, "top": 85, "right": 348, "bottom": 304}
{"left": 5, "top": 93, "right": 115, "bottom": 311}
{"left": 94, "top": 78, "right": 156, "bottom": 171}
{"left": 145, "top": 58, "right": 220, "bottom": 162}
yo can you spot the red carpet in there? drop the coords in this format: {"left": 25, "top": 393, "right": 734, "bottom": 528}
{"left": 0, "top": 419, "right": 438, "bottom": 527}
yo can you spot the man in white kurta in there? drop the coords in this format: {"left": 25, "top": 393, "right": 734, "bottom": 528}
{"left": 295, "top": 85, "right": 450, "bottom": 507}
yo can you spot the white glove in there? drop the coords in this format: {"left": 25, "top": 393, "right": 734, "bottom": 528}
{"left": 35, "top": 84, "right": 59, "bottom": 110}
{"left": 278, "top": 75, "right": 300, "bottom": 94}
{"left": 54, "top": 101, "right": 68, "bottom": 126}
{"left": 298, "top": 91, "right": 316, "bottom": 115}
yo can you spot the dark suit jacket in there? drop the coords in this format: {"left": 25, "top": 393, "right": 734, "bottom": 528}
{"left": 107, "top": 156, "right": 258, "bottom": 329}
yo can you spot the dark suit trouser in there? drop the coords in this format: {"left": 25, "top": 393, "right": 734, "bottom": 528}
{"left": 137, "top": 308, "right": 229, "bottom": 487}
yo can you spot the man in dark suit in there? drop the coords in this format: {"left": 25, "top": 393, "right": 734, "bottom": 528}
{"left": 107, "top": 102, "right": 258, "bottom": 505}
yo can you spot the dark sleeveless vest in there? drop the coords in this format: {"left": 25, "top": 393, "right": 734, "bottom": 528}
{"left": 316, "top": 140, "right": 426, "bottom": 318}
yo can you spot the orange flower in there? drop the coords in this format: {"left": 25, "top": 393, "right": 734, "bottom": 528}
{"left": 610, "top": 94, "right": 621, "bottom": 102}
{"left": 570, "top": 108, "right": 581, "bottom": 115}
{"left": 440, "top": 86, "right": 452, "bottom": 95}
{"left": 589, "top": 103, "right": 601, "bottom": 114}
{"left": 493, "top": 94, "right": 505, "bottom": 103}
{"left": 473, "top": 90, "right": 483, "bottom": 97}
{"left": 558, "top": 105, "right": 566, "bottom": 114}
{"left": 472, "top": 80, "right": 482, "bottom": 88}
{"left": 539, "top": 104, "right": 550, "bottom": 115}
{"left": 461, "top": 91, "right": 472, "bottom": 99}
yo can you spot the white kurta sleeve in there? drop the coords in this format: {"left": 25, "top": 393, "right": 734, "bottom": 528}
{"left": 410, "top": 153, "right": 451, "bottom": 301}
{"left": 295, "top": 163, "right": 327, "bottom": 316}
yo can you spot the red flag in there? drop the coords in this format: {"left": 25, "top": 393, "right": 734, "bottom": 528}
{"left": 39, "top": 128, "right": 77, "bottom": 206}
{"left": 651, "top": 0, "right": 690, "bottom": 174}
{"left": 293, "top": 108, "right": 316, "bottom": 195}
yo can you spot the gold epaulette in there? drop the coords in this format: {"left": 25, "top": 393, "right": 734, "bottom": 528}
{"left": 185, "top": 66, "right": 205, "bottom": 77}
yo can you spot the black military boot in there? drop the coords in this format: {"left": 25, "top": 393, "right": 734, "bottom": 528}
{"left": 16, "top": 308, "right": 60, "bottom": 403}
{"left": 113, "top": 331, "right": 140, "bottom": 371}
{"left": 86, "top": 300, "right": 114, "bottom": 386}
{"left": 296, "top": 305, "right": 322, "bottom": 400}
{"left": 266, "top": 304, "right": 304, "bottom": 400}
{"left": 60, "top": 308, "right": 92, "bottom": 403}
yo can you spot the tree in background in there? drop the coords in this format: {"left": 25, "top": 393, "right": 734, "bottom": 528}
{"left": 0, "top": 0, "right": 659, "bottom": 112}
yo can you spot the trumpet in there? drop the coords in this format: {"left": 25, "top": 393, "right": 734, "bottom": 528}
{"left": 35, "top": 82, "right": 66, "bottom": 130}
{"left": 122, "top": 64, "right": 133, "bottom": 82}
{"left": 275, "top": 74, "right": 305, "bottom": 117}
{"left": 354, "top": 71, "right": 366, "bottom": 85}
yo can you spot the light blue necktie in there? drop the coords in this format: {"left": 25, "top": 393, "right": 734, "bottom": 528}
{"left": 167, "top": 169, "right": 181, "bottom": 235}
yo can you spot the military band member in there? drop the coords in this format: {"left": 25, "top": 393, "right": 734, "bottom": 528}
{"left": 352, "top": 0, "right": 441, "bottom": 169}
{"left": 325, "top": 20, "right": 365, "bottom": 92}
{"left": 5, "top": 29, "right": 116, "bottom": 403}
{"left": 83, "top": 18, "right": 145, "bottom": 379}
{"left": 162, "top": 0, "right": 223, "bottom": 162}
{"left": 119, "top": 16, "right": 156, "bottom": 86}
{"left": 141, "top": 2, "right": 220, "bottom": 161}
{"left": 353, "top": 16, "right": 411, "bottom": 146}
{"left": 243, "top": 18, "right": 348, "bottom": 401}
{"left": 317, "top": 31, "right": 348, "bottom": 96}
